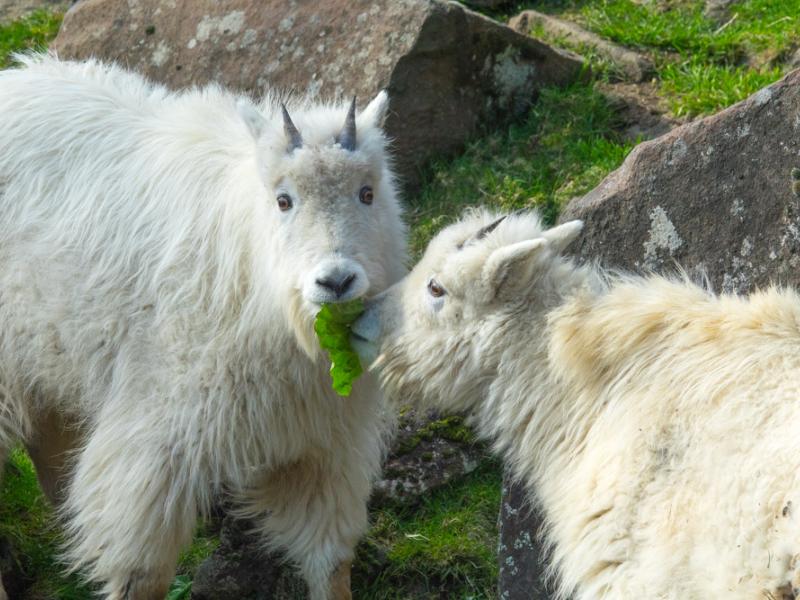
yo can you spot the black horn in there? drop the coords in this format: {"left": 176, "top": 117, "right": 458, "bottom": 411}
{"left": 458, "top": 215, "right": 507, "bottom": 250}
{"left": 281, "top": 103, "right": 303, "bottom": 153}
{"left": 476, "top": 215, "right": 507, "bottom": 240}
{"left": 336, "top": 96, "right": 357, "bottom": 151}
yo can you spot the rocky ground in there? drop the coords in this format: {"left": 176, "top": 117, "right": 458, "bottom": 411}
{"left": 0, "top": 0, "right": 798, "bottom": 598}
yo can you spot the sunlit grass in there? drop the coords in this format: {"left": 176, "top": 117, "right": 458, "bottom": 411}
{"left": 409, "top": 81, "right": 634, "bottom": 256}
{"left": 0, "top": 9, "right": 62, "bottom": 68}
{"left": 353, "top": 459, "right": 502, "bottom": 599}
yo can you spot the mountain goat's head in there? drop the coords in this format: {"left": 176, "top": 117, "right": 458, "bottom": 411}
{"left": 238, "top": 92, "right": 406, "bottom": 356}
{"left": 351, "top": 209, "right": 582, "bottom": 410}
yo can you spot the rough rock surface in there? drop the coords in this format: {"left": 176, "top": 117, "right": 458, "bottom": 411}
{"left": 0, "top": 0, "right": 70, "bottom": 22}
{"left": 509, "top": 9, "right": 653, "bottom": 82}
{"left": 790, "top": 48, "right": 800, "bottom": 70}
{"left": 0, "top": 537, "right": 30, "bottom": 599}
{"left": 52, "top": 0, "right": 583, "bottom": 189}
{"left": 561, "top": 68, "right": 800, "bottom": 294}
{"left": 371, "top": 410, "right": 483, "bottom": 507}
{"left": 191, "top": 516, "right": 307, "bottom": 600}
{"left": 462, "top": 0, "right": 513, "bottom": 9}
{"left": 497, "top": 475, "right": 551, "bottom": 600}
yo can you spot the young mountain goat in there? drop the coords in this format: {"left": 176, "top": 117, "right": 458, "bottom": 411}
{"left": 0, "top": 54, "right": 407, "bottom": 600}
{"left": 353, "top": 210, "right": 800, "bottom": 599}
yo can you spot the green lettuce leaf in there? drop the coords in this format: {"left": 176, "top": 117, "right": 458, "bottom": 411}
{"left": 314, "top": 299, "right": 365, "bottom": 396}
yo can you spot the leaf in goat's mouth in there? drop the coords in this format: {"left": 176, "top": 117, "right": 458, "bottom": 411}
{"left": 314, "top": 299, "right": 365, "bottom": 396}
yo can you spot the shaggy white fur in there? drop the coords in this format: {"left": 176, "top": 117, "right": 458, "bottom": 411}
{"left": 354, "top": 209, "right": 800, "bottom": 599}
{"left": 0, "top": 54, "right": 407, "bottom": 599}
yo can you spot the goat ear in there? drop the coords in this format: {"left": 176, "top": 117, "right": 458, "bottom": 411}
{"left": 237, "top": 99, "right": 267, "bottom": 139}
{"left": 358, "top": 90, "right": 389, "bottom": 129}
{"left": 482, "top": 238, "right": 547, "bottom": 293}
{"left": 542, "top": 220, "right": 583, "bottom": 253}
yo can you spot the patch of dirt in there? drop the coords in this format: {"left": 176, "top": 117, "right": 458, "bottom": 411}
{"left": 599, "top": 81, "right": 682, "bottom": 142}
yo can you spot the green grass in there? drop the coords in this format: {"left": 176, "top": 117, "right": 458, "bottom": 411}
{"left": 659, "top": 58, "right": 783, "bottom": 116}
{"left": 0, "top": 450, "right": 216, "bottom": 599}
{"left": 0, "top": 9, "right": 62, "bottom": 69}
{"left": 575, "top": 0, "right": 800, "bottom": 60}
{"left": 354, "top": 459, "right": 503, "bottom": 599}
{"left": 576, "top": 0, "right": 796, "bottom": 116}
{"left": 409, "top": 81, "right": 634, "bottom": 256}
{"left": 0, "top": 450, "right": 91, "bottom": 599}
{"left": 507, "top": 0, "right": 797, "bottom": 117}
{"left": 0, "top": 447, "right": 500, "bottom": 599}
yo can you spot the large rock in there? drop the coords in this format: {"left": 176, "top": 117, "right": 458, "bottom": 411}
{"left": 372, "top": 410, "right": 483, "bottom": 507}
{"left": 561, "top": 68, "right": 800, "bottom": 292}
{"left": 497, "top": 475, "right": 551, "bottom": 600}
{"left": 191, "top": 516, "right": 307, "bottom": 600}
{"left": 461, "top": 0, "right": 514, "bottom": 9}
{"left": 509, "top": 10, "right": 653, "bottom": 82}
{"left": 52, "top": 0, "right": 583, "bottom": 190}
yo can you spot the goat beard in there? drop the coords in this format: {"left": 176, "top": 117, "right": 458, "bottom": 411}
{"left": 286, "top": 289, "right": 321, "bottom": 361}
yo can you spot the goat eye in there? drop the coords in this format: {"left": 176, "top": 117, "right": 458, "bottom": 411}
{"left": 428, "top": 279, "right": 446, "bottom": 298}
{"left": 277, "top": 193, "right": 293, "bottom": 212}
{"left": 359, "top": 186, "right": 374, "bottom": 205}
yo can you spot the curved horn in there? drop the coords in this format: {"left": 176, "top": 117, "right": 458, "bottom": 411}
{"left": 281, "top": 103, "right": 303, "bottom": 153}
{"left": 335, "top": 96, "right": 357, "bottom": 151}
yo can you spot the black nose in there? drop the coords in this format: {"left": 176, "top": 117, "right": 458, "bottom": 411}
{"left": 316, "top": 273, "right": 356, "bottom": 298}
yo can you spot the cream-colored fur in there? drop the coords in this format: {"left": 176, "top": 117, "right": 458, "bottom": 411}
{"left": 354, "top": 209, "right": 800, "bottom": 599}
{"left": 0, "top": 54, "right": 407, "bottom": 599}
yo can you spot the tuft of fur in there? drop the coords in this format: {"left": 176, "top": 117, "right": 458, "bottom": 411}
{"left": 358, "top": 209, "right": 800, "bottom": 599}
{"left": 0, "top": 54, "right": 406, "bottom": 599}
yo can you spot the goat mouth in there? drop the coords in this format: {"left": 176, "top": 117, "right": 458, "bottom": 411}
{"left": 350, "top": 333, "right": 379, "bottom": 367}
{"left": 350, "top": 331, "right": 370, "bottom": 343}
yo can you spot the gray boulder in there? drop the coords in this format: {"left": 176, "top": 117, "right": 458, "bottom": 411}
{"left": 461, "top": 0, "right": 513, "bottom": 9}
{"left": 497, "top": 475, "right": 551, "bottom": 600}
{"left": 191, "top": 516, "right": 307, "bottom": 600}
{"left": 562, "top": 68, "right": 800, "bottom": 293}
{"left": 372, "top": 410, "right": 483, "bottom": 507}
{"left": 509, "top": 10, "right": 654, "bottom": 82}
{"left": 52, "top": 0, "right": 583, "bottom": 190}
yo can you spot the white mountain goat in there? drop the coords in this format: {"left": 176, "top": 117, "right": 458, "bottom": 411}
{"left": 0, "top": 54, "right": 407, "bottom": 600}
{"left": 352, "top": 209, "right": 800, "bottom": 599}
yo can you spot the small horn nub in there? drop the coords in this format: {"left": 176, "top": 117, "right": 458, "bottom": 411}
{"left": 336, "top": 96, "right": 357, "bottom": 151}
{"left": 281, "top": 103, "right": 303, "bottom": 153}
{"left": 458, "top": 215, "right": 507, "bottom": 250}
{"left": 475, "top": 215, "right": 507, "bottom": 240}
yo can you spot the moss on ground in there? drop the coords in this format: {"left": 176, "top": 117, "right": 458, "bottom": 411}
{"left": 394, "top": 415, "right": 477, "bottom": 455}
